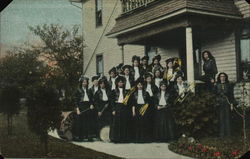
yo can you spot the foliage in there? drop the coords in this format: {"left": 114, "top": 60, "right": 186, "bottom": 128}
{"left": 0, "top": 49, "right": 49, "bottom": 95}
{"left": 169, "top": 133, "right": 250, "bottom": 159}
{"left": 28, "top": 24, "right": 84, "bottom": 110}
{"left": 174, "top": 91, "right": 218, "bottom": 138}
{"left": 26, "top": 85, "right": 62, "bottom": 155}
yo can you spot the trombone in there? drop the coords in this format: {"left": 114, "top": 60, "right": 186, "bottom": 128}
{"left": 174, "top": 82, "right": 196, "bottom": 104}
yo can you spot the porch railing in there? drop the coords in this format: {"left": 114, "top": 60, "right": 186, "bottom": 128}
{"left": 121, "top": 0, "right": 158, "bottom": 14}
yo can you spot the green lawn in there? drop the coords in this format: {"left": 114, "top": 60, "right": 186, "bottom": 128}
{"left": 0, "top": 110, "right": 121, "bottom": 159}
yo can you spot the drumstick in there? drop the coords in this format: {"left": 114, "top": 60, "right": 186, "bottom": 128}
{"left": 79, "top": 108, "right": 91, "bottom": 114}
{"left": 99, "top": 104, "right": 108, "bottom": 117}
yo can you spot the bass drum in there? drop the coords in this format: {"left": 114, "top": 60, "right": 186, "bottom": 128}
{"left": 57, "top": 111, "right": 76, "bottom": 141}
{"left": 99, "top": 125, "right": 110, "bottom": 142}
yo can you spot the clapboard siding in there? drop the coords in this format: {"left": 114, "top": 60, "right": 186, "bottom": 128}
{"left": 234, "top": 0, "right": 250, "bottom": 18}
{"left": 234, "top": 82, "right": 250, "bottom": 105}
{"left": 202, "top": 31, "right": 237, "bottom": 81}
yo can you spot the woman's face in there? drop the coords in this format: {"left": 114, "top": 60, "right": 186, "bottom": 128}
{"left": 146, "top": 76, "right": 152, "bottom": 83}
{"left": 118, "top": 81, "right": 124, "bottom": 87}
{"left": 153, "top": 59, "right": 159, "bottom": 65}
{"left": 160, "top": 84, "right": 167, "bottom": 91}
{"left": 93, "top": 80, "right": 98, "bottom": 86}
{"left": 177, "top": 77, "right": 183, "bottom": 84}
{"left": 155, "top": 71, "right": 161, "bottom": 77}
{"left": 203, "top": 52, "right": 209, "bottom": 60}
{"left": 124, "top": 68, "right": 130, "bottom": 75}
{"left": 110, "top": 72, "right": 116, "bottom": 78}
{"left": 133, "top": 60, "right": 139, "bottom": 67}
{"left": 82, "top": 80, "right": 88, "bottom": 88}
{"left": 100, "top": 82, "right": 105, "bottom": 89}
{"left": 167, "top": 61, "right": 173, "bottom": 68}
{"left": 220, "top": 74, "right": 226, "bottom": 82}
{"left": 142, "top": 59, "right": 147, "bottom": 66}
{"left": 137, "top": 83, "right": 143, "bottom": 90}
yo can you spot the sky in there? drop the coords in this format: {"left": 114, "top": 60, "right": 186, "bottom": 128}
{"left": 0, "top": 0, "right": 82, "bottom": 51}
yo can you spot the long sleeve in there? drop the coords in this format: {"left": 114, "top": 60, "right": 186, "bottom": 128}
{"left": 73, "top": 89, "right": 81, "bottom": 108}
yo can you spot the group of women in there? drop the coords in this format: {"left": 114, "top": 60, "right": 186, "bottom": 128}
{"left": 72, "top": 50, "right": 235, "bottom": 143}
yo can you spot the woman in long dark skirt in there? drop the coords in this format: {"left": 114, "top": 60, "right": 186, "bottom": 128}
{"left": 93, "top": 76, "right": 112, "bottom": 138}
{"left": 110, "top": 76, "right": 131, "bottom": 143}
{"left": 153, "top": 80, "right": 176, "bottom": 142}
{"left": 131, "top": 78, "right": 152, "bottom": 143}
{"left": 214, "top": 72, "right": 235, "bottom": 137}
{"left": 73, "top": 76, "right": 98, "bottom": 141}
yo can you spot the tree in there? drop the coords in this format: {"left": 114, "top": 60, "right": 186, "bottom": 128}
{"left": 0, "top": 51, "right": 48, "bottom": 135}
{"left": 233, "top": 82, "right": 250, "bottom": 152}
{"left": 26, "top": 86, "right": 62, "bottom": 156}
{"left": 0, "top": 85, "right": 20, "bottom": 135}
{"left": 28, "top": 24, "right": 84, "bottom": 110}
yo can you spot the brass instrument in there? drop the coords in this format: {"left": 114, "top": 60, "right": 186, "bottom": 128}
{"left": 163, "top": 57, "right": 182, "bottom": 80}
{"left": 174, "top": 82, "right": 196, "bottom": 104}
{"left": 139, "top": 103, "right": 149, "bottom": 116}
{"left": 122, "top": 86, "right": 136, "bottom": 105}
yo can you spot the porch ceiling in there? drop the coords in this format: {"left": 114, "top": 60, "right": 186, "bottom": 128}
{"left": 114, "top": 13, "right": 241, "bottom": 46}
{"left": 107, "top": 0, "right": 243, "bottom": 43}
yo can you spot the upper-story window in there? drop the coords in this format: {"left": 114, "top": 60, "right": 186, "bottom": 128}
{"left": 95, "top": 0, "right": 103, "bottom": 27}
{"left": 239, "top": 26, "right": 250, "bottom": 81}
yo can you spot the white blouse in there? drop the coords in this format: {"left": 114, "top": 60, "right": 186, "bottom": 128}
{"left": 94, "top": 86, "right": 98, "bottom": 94}
{"left": 155, "top": 78, "right": 162, "bottom": 88}
{"left": 137, "top": 90, "right": 145, "bottom": 104}
{"left": 134, "top": 66, "right": 140, "bottom": 80}
{"left": 111, "top": 77, "right": 116, "bottom": 90}
{"left": 146, "top": 84, "right": 153, "bottom": 97}
{"left": 125, "top": 75, "right": 131, "bottom": 90}
{"left": 118, "top": 88, "right": 124, "bottom": 103}
{"left": 82, "top": 88, "right": 89, "bottom": 102}
{"left": 177, "top": 83, "right": 185, "bottom": 96}
{"left": 159, "top": 91, "right": 167, "bottom": 106}
{"left": 101, "top": 89, "right": 108, "bottom": 101}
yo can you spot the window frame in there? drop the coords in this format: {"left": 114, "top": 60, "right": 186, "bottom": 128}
{"left": 96, "top": 54, "right": 104, "bottom": 75}
{"left": 95, "top": 0, "right": 103, "bottom": 27}
{"left": 238, "top": 24, "right": 250, "bottom": 81}
{"left": 144, "top": 46, "right": 158, "bottom": 64}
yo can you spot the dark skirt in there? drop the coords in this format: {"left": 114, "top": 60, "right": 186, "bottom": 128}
{"left": 110, "top": 103, "right": 132, "bottom": 143}
{"left": 72, "top": 101, "right": 98, "bottom": 140}
{"left": 218, "top": 100, "right": 231, "bottom": 137}
{"left": 133, "top": 104, "right": 154, "bottom": 143}
{"left": 153, "top": 107, "right": 175, "bottom": 142}
{"left": 97, "top": 101, "right": 112, "bottom": 131}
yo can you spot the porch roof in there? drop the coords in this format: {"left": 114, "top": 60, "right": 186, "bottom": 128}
{"left": 107, "top": 0, "right": 242, "bottom": 38}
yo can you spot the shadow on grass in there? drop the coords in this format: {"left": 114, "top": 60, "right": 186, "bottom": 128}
{"left": 0, "top": 111, "right": 121, "bottom": 159}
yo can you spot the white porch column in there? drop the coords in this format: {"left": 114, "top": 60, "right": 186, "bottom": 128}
{"left": 186, "top": 27, "right": 195, "bottom": 91}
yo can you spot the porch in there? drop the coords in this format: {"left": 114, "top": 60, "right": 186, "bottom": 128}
{"left": 107, "top": 0, "right": 243, "bottom": 83}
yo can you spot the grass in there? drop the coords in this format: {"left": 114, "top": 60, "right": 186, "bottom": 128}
{"left": 0, "top": 109, "right": 121, "bottom": 159}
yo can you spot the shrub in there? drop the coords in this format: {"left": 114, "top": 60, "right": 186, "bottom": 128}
{"left": 174, "top": 91, "right": 218, "bottom": 138}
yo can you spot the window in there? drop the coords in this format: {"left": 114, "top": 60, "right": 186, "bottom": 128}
{"left": 95, "top": 0, "right": 102, "bottom": 27}
{"left": 240, "top": 27, "right": 250, "bottom": 81}
{"left": 96, "top": 54, "right": 104, "bottom": 75}
{"left": 145, "top": 46, "right": 157, "bottom": 64}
